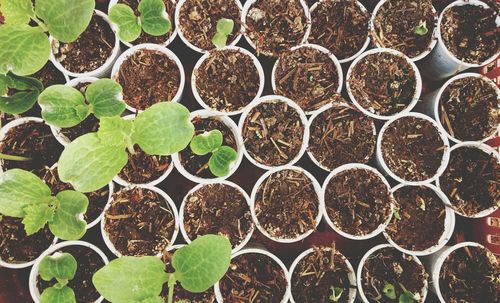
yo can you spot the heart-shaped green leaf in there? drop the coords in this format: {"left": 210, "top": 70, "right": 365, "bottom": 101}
{"left": 39, "top": 85, "right": 90, "bottom": 128}
{"left": 40, "top": 286, "right": 76, "bottom": 303}
{"left": 383, "top": 282, "right": 397, "bottom": 300}
{"left": 22, "top": 203, "right": 55, "bottom": 235}
{"left": 212, "top": 18, "right": 234, "bottom": 48}
{"left": 400, "top": 291, "right": 416, "bottom": 303}
{"left": 109, "top": 3, "right": 141, "bottom": 43}
{"left": 97, "top": 116, "right": 134, "bottom": 148}
{"left": 209, "top": 146, "right": 238, "bottom": 177}
{"left": 138, "top": 0, "right": 171, "bottom": 36}
{"left": 85, "top": 79, "right": 125, "bottom": 118}
{"left": 0, "top": 0, "right": 34, "bottom": 24}
{"left": 190, "top": 130, "right": 223, "bottom": 155}
{"left": 0, "top": 73, "right": 43, "bottom": 114}
{"left": 49, "top": 190, "right": 88, "bottom": 240}
{"left": 39, "top": 252, "right": 77, "bottom": 282}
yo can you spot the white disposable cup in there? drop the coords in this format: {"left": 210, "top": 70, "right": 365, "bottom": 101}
{"left": 346, "top": 48, "right": 423, "bottom": 120}
{"left": 376, "top": 112, "right": 450, "bottom": 185}
{"left": 271, "top": 43, "right": 344, "bottom": 116}
{"left": 29, "top": 240, "right": 109, "bottom": 303}
{"left": 192, "top": 46, "right": 265, "bottom": 115}
{"left": 250, "top": 165, "right": 323, "bottom": 243}
{"left": 111, "top": 43, "right": 185, "bottom": 113}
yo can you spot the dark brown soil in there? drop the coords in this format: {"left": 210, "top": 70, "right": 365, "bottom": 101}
{"left": 104, "top": 187, "right": 176, "bottom": 256}
{"left": 439, "top": 146, "right": 499, "bottom": 217}
{"left": 179, "top": 116, "right": 237, "bottom": 178}
{"left": 361, "top": 247, "right": 427, "bottom": 303}
{"left": 0, "top": 121, "right": 63, "bottom": 172}
{"left": 31, "top": 61, "right": 67, "bottom": 88}
{"left": 441, "top": 3, "right": 500, "bottom": 64}
{"left": 244, "top": 0, "right": 309, "bottom": 57}
{"left": 381, "top": 116, "right": 446, "bottom": 182}
{"left": 0, "top": 216, "right": 54, "bottom": 264}
{"left": 37, "top": 245, "right": 104, "bottom": 303}
{"left": 291, "top": 247, "right": 354, "bottom": 303}
{"left": 242, "top": 100, "right": 305, "bottom": 167}
{"left": 439, "top": 245, "right": 499, "bottom": 303}
{"left": 118, "top": 0, "right": 176, "bottom": 45}
{"left": 118, "top": 145, "right": 171, "bottom": 184}
{"left": 309, "top": 0, "right": 370, "bottom": 60}
{"left": 372, "top": 0, "right": 437, "bottom": 58}
{"left": 386, "top": 186, "right": 446, "bottom": 251}
{"left": 178, "top": 0, "right": 242, "bottom": 50}
{"left": 183, "top": 183, "right": 252, "bottom": 249}
{"left": 39, "top": 166, "right": 109, "bottom": 224}
{"left": 254, "top": 169, "right": 319, "bottom": 240}
{"left": 348, "top": 52, "right": 417, "bottom": 116}
{"left": 195, "top": 49, "right": 260, "bottom": 113}
{"left": 439, "top": 76, "right": 499, "bottom": 141}
{"left": 117, "top": 49, "right": 181, "bottom": 111}
{"left": 274, "top": 46, "right": 340, "bottom": 112}
{"left": 53, "top": 12, "right": 115, "bottom": 73}
{"left": 219, "top": 252, "right": 288, "bottom": 302}
{"left": 308, "top": 101, "right": 375, "bottom": 170}
{"left": 0, "top": 112, "right": 15, "bottom": 128}
{"left": 324, "top": 167, "right": 392, "bottom": 236}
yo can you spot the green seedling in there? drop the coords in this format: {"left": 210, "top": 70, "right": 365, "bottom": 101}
{"left": 329, "top": 286, "right": 344, "bottom": 302}
{"left": 414, "top": 20, "right": 428, "bottom": 36}
{"left": 0, "top": 72, "right": 43, "bottom": 114}
{"left": 212, "top": 18, "right": 234, "bottom": 48}
{"left": 38, "top": 252, "right": 78, "bottom": 303}
{"left": 383, "top": 281, "right": 418, "bottom": 303}
{"left": 190, "top": 130, "right": 238, "bottom": 177}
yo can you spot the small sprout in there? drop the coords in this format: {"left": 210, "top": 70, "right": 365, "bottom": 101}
{"left": 418, "top": 199, "right": 426, "bottom": 211}
{"left": 38, "top": 252, "right": 78, "bottom": 303}
{"left": 414, "top": 20, "right": 428, "bottom": 36}
{"left": 308, "top": 75, "right": 314, "bottom": 82}
{"left": 0, "top": 72, "right": 43, "bottom": 114}
{"left": 0, "top": 153, "right": 32, "bottom": 161}
{"left": 383, "top": 281, "right": 397, "bottom": 300}
{"left": 394, "top": 208, "right": 401, "bottom": 220}
{"left": 212, "top": 18, "right": 234, "bottom": 48}
{"left": 190, "top": 130, "right": 238, "bottom": 177}
{"left": 399, "top": 283, "right": 417, "bottom": 303}
{"left": 329, "top": 286, "right": 343, "bottom": 302}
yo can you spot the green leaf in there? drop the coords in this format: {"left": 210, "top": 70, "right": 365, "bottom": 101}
{"left": 49, "top": 190, "right": 88, "bottom": 240}
{"left": 139, "top": 297, "right": 165, "bottom": 303}
{"left": 58, "top": 133, "right": 128, "bottom": 193}
{"left": 35, "top": 0, "right": 95, "bottom": 43}
{"left": 383, "top": 282, "right": 397, "bottom": 300}
{"left": 85, "top": 79, "right": 125, "bottom": 118}
{"left": 172, "top": 235, "right": 231, "bottom": 293}
{"left": 97, "top": 116, "right": 134, "bottom": 148}
{"left": 212, "top": 18, "right": 233, "bottom": 48}
{"left": 212, "top": 32, "right": 228, "bottom": 49}
{"left": 414, "top": 21, "right": 428, "bottom": 36}
{"left": 190, "top": 130, "right": 223, "bottom": 156}
{"left": 133, "top": 103, "right": 194, "bottom": 155}
{"left": 329, "top": 286, "right": 343, "bottom": 302}
{"left": 92, "top": 256, "right": 169, "bottom": 303}
{"left": 22, "top": 204, "right": 54, "bottom": 235}
{"left": 39, "top": 85, "right": 90, "bottom": 128}
{"left": 400, "top": 291, "right": 416, "bottom": 303}
{"left": 39, "top": 252, "right": 77, "bottom": 282}
{"left": 394, "top": 208, "right": 401, "bottom": 221}
{"left": 40, "top": 286, "right": 76, "bottom": 303}
{"left": 0, "top": 0, "right": 34, "bottom": 24}
{"left": 109, "top": 3, "right": 141, "bottom": 43}
{"left": 0, "top": 169, "right": 52, "bottom": 218}
{"left": 0, "top": 75, "right": 8, "bottom": 95}
{"left": 139, "top": 0, "right": 171, "bottom": 36}
{"left": 209, "top": 146, "right": 237, "bottom": 177}
{"left": 0, "top": 24, "right": 50, "bottom": 75}
{"left": 0, "top": 73, "right": 43, "bottom": 114}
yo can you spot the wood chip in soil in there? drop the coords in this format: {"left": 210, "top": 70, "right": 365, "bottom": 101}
{"left": 381, "top": 116, "right": 445, "bottom": 182}
{"left": 242, "top": 100, "right": 305, "bottom": 167}
{"left": 348, "top": 52, "right": 417, "bottom": 116}
{"left": 104, "top": 187, "right": 176, "bottom": 256}
{"left": 324, "top": 168, "right": 392, "bottom": 236}
{"left": 195, "top": 49, "right": 260, "bottom": 113}
{"left": 439, "top": 146, "right": 500, "bottom": 217}
{"left": 118, "top": 145, "right": 171, "bottom": 184}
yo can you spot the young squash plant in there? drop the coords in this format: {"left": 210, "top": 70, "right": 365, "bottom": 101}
{"left": 212, "top": 18, "right": 234, "bottom": 48}
{"left": 190, "top": 129, "right": 237, "bottom": 177}
{"left": 0, "top": 169, "right": 89, "bottom": 240}
{"left": 109, "top": 0, "right": 171, "bottom": 43}
{"left": 93, "top": 234, "right": 231, "bottom": 303}
{"left": 383, "top": 281, "right": 419, "bottom": 303}
{"left": 37, "top": 252, "right": 79, "bottom": 303}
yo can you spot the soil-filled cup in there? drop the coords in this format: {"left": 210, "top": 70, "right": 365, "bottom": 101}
{"left": 250, "top": 166, "right": 322, "bottom": 243}
{"left": 436, "top": 141, "right": 500, "bottom": 218}
{"left": 383, "top": 183, "right": 455, "bottom": 256}
{"left": 307, "top": 101, "right": 377, "bottom": 171}
{"left": 370, "top": 0, "right": 438, "bottom": 62}
{"left": 357, "top": 244, "right": 428, "bottom": 303}
{"left": 179, "top": 180, "right": 254, "bottom": 253}
{"left": 424, "top": 242, "right": 498, "bottom": 303}
{"left": 108, "top": 0, "right": 178, "bottom": 48}
{"left": 238, "top": 95, "right": 309, "bottom": 170}
{"left": 376, "top": 112, "right": 450, "bottom": 185}
{"left": 175, "top": 0, "right": 243, "bottom": 53}
{"left": 418, "top": 72, "right": 500, "bottom": 144}
{"left": 191, "top": 46, "right": 265, "bottom": 115}
{"left": 29, "top": 240, "right": 109, "bottom": 303}
{"left": 241, "top": 0, "right": 311, "bottom": 57}
{"left": 346, "top": 48, "right": 422, "bottom": 120}
{"left": 100, "top": 185, "right": 179, "bottom": 257}
{"left": 172, "top": 110, "right": 243, "bottom": 184}
{"left": 50, "top": 10, "right": 121, "bottom": 79}
{"left": 321, "top": 163, "right": 394, "bottom": 240}
{"left": 309, "top": 0, "right": 371, "bottom": 64}
{"left": 288, "top": 247, "right": 357, "bottom": 303}
{"left": 111, "top": 43, "right": 185, "bottom": 113}
{"left": 420, "top": 0, "right": 500, "bottom": 80}
{"left": 271, "top": 43, "right": 343, "bottom": 115}
{"left": 214, "top": 248, "right": 291, "bottom": 303}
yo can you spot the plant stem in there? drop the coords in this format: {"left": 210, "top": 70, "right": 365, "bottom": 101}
{"left": 0, "top": 153, "right": 31, "bottom": 161}
{"left": 167, "top": 274, "right": 176, "bottom": 303}
{"left": 32, "top": 16, "right": 49, "bottom": 32}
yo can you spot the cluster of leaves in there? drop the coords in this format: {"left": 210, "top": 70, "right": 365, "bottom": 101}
{"left": 38, "top": 252, "right": 78, "bottom": 303}
{"left": 0, "top": 0, "right": 95, "bottom": 76}
{"left": 0, "top": 73, "right": 43, "bottom": 114}
{"left": 109, "top": 0, "right": 171, "bottom": 43}
{"left": 93, "top": 235, "right": 231, "bottom": 303}
{"left": 190, "top": 129, "right": 237, "bottom": 177}
{"left": 212, "top": 18, "right": 234, "bottom": 48}
{"left": 383, "top": 281, "right": 419, "bottom": 303}
{"left": 0, "top": 169, "right": 89, "bottom": 240}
